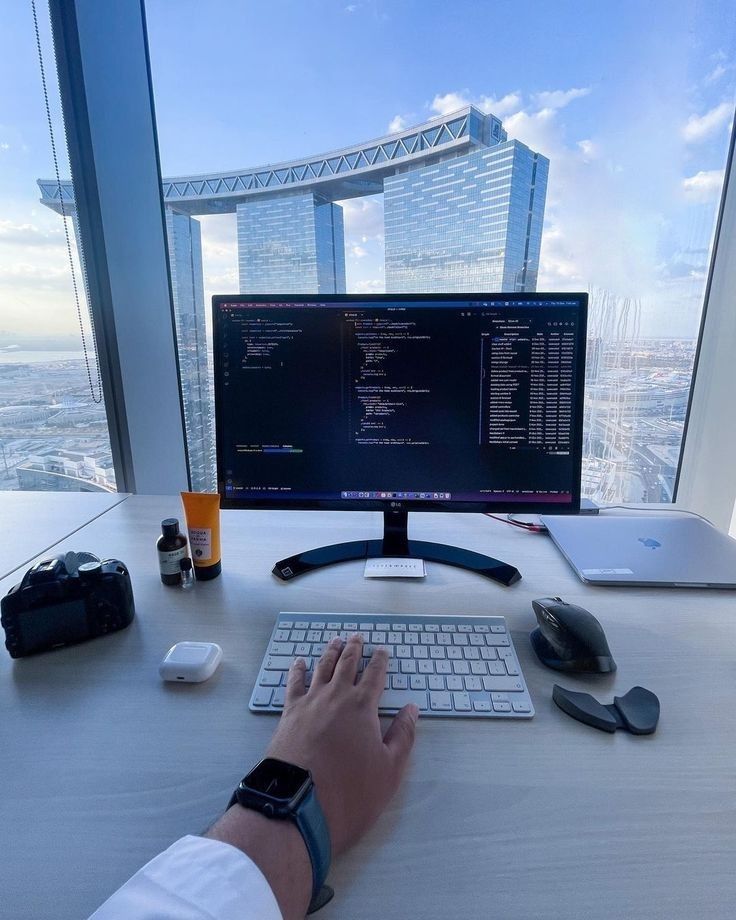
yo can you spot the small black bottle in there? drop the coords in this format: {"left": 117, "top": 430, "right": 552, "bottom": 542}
{"left": 157, "top": 518, "right": 188, "bottom": 586}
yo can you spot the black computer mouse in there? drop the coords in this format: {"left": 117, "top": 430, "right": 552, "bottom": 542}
{"left": 530, "top": 596, "right": 616, "bottom": 674}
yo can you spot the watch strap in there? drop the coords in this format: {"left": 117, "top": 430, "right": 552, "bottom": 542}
{"left": 294, "top": 786, "right": 333, "bottom": 914}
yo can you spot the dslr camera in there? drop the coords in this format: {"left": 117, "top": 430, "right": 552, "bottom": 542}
{"left": 1, "top": 551, "right": 135, "bottom": 658}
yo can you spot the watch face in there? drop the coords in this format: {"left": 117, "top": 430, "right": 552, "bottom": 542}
{"left": 242, "top": 758, "right": 311, "bottom": 803}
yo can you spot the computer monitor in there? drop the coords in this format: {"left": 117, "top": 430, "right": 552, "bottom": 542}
{"left": 213, "top": 293, "right": 587, "bottom": 585}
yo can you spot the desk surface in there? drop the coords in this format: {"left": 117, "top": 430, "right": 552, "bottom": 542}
{"left": 0, "top": 490, "right": 127, "bottom": 581}
{"left": 1, "top": 495, "right": 735, "bottom": 919}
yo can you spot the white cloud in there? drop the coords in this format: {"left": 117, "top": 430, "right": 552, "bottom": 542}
{"left": 430, "top": 90, "right": 522, "bottom": 118}
{"left": 0, "top": 219, "right": 65, "bottom": 247}
{"left": 577, "top": 139, "right": 598, "bottom": 159}
{"left": 345, "top": 4, "right": 359, "bottom": 12}
{"left": 338, "top": 196, "right": 384, "bottom": 240}
{"left": 681, "top": 169, "right": 725, "bottom": 201}
{"left": 352, "top": 279, "right": 383, "bottom": 294}
{"left": 350, "top": 244, "right": 367, "bottom": 258}
{"left": 705, "top": 64, "right": 727, "bottom": 84}
{"left": 387, "top": 114, "right": 406, "bottom": 133}
{"left": 682, "top": 102, "right": 733, "bottom": 142}
{"left": 0, "top": 142, "right": 9, "bottom": 152}
{"left": 532, "top": 87, "right": 591, "bottom": 110}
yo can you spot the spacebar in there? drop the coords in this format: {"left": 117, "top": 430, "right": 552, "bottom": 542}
{"left": 378, "top": 690, "right": 428, "bottom": 711}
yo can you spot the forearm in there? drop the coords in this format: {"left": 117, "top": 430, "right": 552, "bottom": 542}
{"left": 205, "top": 806, "right": 312, "bottom": 920}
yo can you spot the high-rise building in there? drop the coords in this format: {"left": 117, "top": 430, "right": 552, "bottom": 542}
{"left": 237, "top": 193, "right": 345, "bottom": 294}
{"left": 384, "top": 141, "right": 548, "bottom": 292}
{"left": 165, "top": 207, "right": 215, "bottom": 490}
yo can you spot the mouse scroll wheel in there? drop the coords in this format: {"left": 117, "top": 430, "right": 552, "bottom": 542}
{"left": 546, "top": 613, "right": 560, "bottom": 629}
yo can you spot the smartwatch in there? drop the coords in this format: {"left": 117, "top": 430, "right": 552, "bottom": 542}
{"left": 228, "top": 758, "right": 333, "bottom": 914}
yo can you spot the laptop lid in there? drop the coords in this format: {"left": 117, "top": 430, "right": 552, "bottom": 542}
{"left": 540, "top": 514, "right": 736, "bottom": 588}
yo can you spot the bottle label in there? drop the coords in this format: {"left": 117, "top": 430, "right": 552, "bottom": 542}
{"left": 158, "top": 546, "right": 187, "bottom": 575}
{"left": 188, "top": 527, "right": 212, "bottom": 563}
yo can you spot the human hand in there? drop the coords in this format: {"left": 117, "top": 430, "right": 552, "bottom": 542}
{"left": 266, "top": 634, "right": 419, "bottom": 856}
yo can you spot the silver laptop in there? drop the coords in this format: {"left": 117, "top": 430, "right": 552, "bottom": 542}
{"left": 540, "top": 514, "right": 736, "bottom": 588}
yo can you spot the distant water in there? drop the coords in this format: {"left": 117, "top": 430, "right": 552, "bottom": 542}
{"left": 0, "top": 350, "right": 84, "bottom": 364}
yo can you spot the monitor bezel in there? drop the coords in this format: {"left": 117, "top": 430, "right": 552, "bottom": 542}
{"left": 212, "top": 292, "right": 588, "bottom": 515}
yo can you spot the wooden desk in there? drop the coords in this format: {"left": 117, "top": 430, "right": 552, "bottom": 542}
{"left": 1, "top": 495, "right": 734, "bottom": 919}
{"left": 0, "top": 491, "right": 128, "bottom": 581}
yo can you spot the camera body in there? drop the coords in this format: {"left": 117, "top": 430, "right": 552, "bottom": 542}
{"left": 1, "top": 551, "right": 135, "bottom": 658}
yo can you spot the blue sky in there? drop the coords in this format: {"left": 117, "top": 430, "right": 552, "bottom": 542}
{"left": 1, "top": 0, "right": 734, "bottom": 344}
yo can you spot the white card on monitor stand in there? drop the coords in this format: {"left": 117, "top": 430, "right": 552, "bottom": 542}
{"left": 364, "top": 558, "right": 426, "bottom": 578}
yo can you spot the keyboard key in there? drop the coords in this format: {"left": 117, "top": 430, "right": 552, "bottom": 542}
{"left": 392, "top": 623, "right": 406, "bottom": 632}
{"left": 482, "top": 677, "right": 525, "bottom": 692}
{"left": 428, "top": 675, "right": 445, "bottom": 690}
{"left": 430, "top": 646, "right": 446, "bottom": 659}
{"left": 272, "top": 688, "right": 285, "bottom": 708}
{"left": 380, "top": 690, "right": 427, "bottom": 711}
{"left": 493, "top": 701, "right": 512, "bottom": 712}
{"left": 307, "top": 631, "right": 321, "bottom": 642}
{"left": 387, "top": 659, "right": 399, "bottom": 673}
{"left": 430, "top": 691, "right": 452, "bottom": 711}
{"left": 279, "top": 620, "right": 294, "bottom": 629}
{"left": 290, "top": 630, "right": 306, "bottom": 642}
{"left": 488, "top": 661, "right": 506, "bottom": 675}
{"left": 410, "top": 675, "right": 427, "bottom": 690}
{"left": 413, "top": 646, "right": 428, "bottom": 659}
{"left": 400, "top": 659, "right": 417, "bottom": 674}
{"left": 326, "top": 622, "right": 341, "bottom": 630}
{"left": 420, "top": 632, "right": 435, "bottom": 645}
{"left": 436, "top": 661, "right": 452, "bottom": 674}
{"left": 408, "top": 623, "right": 422, "bottom": 632}
{"left": 295, "top": 643, "right": 311, "bottom": 656}
{"left": 452, "top": 633, "right": 468, "bottom": 645}
{"left": 480, "top": 647, "right": 498, "bottom": 660}
{"left": 270, "top": 642, "right": 295, "bottom": 656}
{"left": 265, "top": 656, "right": 297, "bottom": 671}
{"left": 512, "top": 700, "right": 532, "bottom": 713}
{"left": 437, "top": 634, "right": 452, "bottom": 646}
{"left": 470, "top": 661, "right": 487, "bottom": 676}
{"left": 274, "top": 629, "right": 290, "bottom": 641}
{"left": 418, "top": 660, "right": 434, "bottom": 674}
{"left": 260, "top": 672, "right": 281, "bottom": 687}
{"left": 490, "top": 624, "right": 506, "bottom": 633}
{"left": 447, "top": 647, "right": 463, "bottom": 660}
{"left": 441, "top": 624, "right": 456, "bottom": 632}
{"left": 446, "top": 675, "right": 463, "bottom": 691}
{"left": 252, "top": 687, "right": 272, "bottom": 707}
{"left": 464, "top": 676, "right": 482, "bottom": 691}
{"left": 453, "top": 692, "right": 472, "bottom": 711}
{"left": 473, "top": 699, "right": 492, "bottom": 712}
{"left": 372, "top": 631, "right": 387, "bottom": 644}
{"left": 473, "top": 625, "right": 489, "bottom": 633}
{"left": 397, "top": 645, "right": 412, "bottom": 659}
{"left": 504, "top": 660, "right": 520, "bottom": 676}
{"left": 463, "top": 647, "right": 479, "bottom": 660}
{"left": 405, "top": 633, "right": 419, "bottom": 645}
{"left": 312, "top": 643, "right": 327, "bottom": 656}
{"left": 388, "top": 632, "right": 403, "bottom": 645}
{"left": 469, "top": 634, "right": 485, "bottom": 646}
{"left": 359, "top": 622, "right": 373, "bottom": 631}
{"left": 458, "top": 625, "right": 473, "bottom": 633}
{"left": 311, "top": 622, "right": 325, "bottom": 630}
{"left": 294, "top": 621, "right": 310, "bottom": 630}
{"left": 452, "top": 661, "right": 470, "bottom": 675}
{"left": 344, "top": 622, "right": 357, "bottom": 631}
{"left": 486, "top": 635, "right": 510, "bottom": 647}
{"left": 425, "top": 624, "right": 440, "bottom": 632}
{"left": 392, "top": 674, "right": 408, "bottom": 690}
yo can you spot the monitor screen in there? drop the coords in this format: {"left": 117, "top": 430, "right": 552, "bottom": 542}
{"left": 213, "top": 293, "right": 587, "bottom": 514}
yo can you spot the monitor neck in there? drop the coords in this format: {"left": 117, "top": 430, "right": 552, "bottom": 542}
{"left": 381, "top": 510, "right": 410, "bottom": 556}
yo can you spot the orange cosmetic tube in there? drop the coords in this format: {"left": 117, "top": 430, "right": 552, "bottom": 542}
{"left": 180, "top": 492, "right": 222, "bottom": 580}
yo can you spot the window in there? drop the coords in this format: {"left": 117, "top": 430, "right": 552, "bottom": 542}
{"left": 0, "top": 2, "right": 116, "bottom": 492}
{"left": 143, "top": 0, "right": 735, "bottom": 501}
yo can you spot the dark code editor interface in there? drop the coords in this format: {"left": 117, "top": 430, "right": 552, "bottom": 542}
{"left": 215, "top": 299, "right": 583, "bottom": 505}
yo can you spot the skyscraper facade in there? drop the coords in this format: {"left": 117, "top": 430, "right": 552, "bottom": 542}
{"left": 384, "top": 141, "right": 548, "bottom": 293}
{"left": 237, "top": 193, "right": 346, "bottom": 294}
{"left": 165, "top": 207, "right": 215, "bottom": 490}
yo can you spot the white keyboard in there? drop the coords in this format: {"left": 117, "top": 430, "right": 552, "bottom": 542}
{"left": 249, "top": 612, "right": 534, "bottom": 719}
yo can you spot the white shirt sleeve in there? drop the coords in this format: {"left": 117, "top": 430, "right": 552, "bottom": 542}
{"left": 88, "top": 835, "right": 283, "bottom": 920}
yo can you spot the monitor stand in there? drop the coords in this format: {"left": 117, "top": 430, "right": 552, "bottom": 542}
{"left": 272, "top": 510, "right": 521, "bottom": 586}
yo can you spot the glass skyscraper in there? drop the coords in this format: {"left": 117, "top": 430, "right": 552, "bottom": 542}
{"left": 384, "top": 141, "right": 548, "bottom": 293}
{"left": 237, "top": 193, "right": 346, "bottom": 294}
{"left": 165, "top": 207, "right": 215, "bottom": 490}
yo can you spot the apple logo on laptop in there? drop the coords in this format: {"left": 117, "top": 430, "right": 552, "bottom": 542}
{"left": 638, "top": 537, "right": 661, "bottom": 549}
